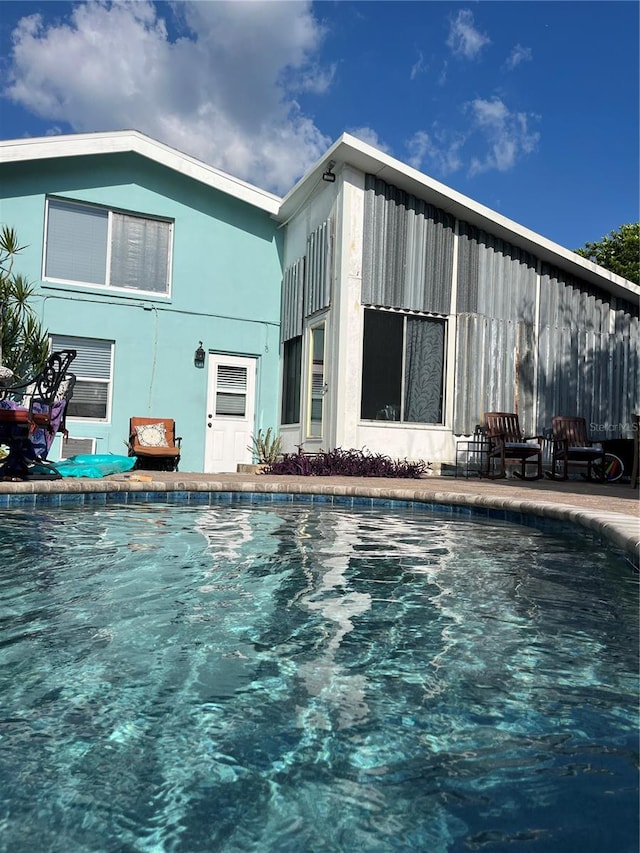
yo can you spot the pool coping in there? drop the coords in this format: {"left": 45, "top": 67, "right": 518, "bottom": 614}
{"left": 1, "top": 475, "right": 638, "bottom": 568}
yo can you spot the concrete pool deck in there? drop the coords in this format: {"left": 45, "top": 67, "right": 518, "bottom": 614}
{"left": 0, "top": 470, "right": 638, "bottom": 566}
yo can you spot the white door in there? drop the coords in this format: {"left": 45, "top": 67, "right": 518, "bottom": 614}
{"left": 204, "top": 354, "right": 257, "bottom": 473}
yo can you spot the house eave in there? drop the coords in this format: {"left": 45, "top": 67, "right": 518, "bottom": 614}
{"left": 0, "top": 130, "right": 282, "bottom": 215}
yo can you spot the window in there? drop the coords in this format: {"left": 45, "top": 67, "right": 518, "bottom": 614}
{"left": 281, "top": 336, "right": 302, "bottom": 424}
{"left": 50, "top": 334, "right": 113, "bottom": 421}
{"left": 215, "top": 365, "right": 247, "bottom": 417}
{"left": 44, "top": 198, "right": 172, "bottom": 295}
{"left": 308, "top": 322, "right": 325, "bottom": 438}
{"left": 360, "top": 309, "right": 445, "bottom": 424}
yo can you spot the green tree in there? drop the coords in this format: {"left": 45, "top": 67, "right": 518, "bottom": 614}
{"left": 574, "top": 223, "right": 639, "bottom": 285}
{"left": 0, "top": 226, "right": 49, "bottom": 381}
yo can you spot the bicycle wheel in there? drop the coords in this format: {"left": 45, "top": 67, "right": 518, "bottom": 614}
{"left": 593, "top": 452, "right": 625, "bottom": 483}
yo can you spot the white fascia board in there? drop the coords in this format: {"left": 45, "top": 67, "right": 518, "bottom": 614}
{"left": 279, "top": 133, "right": 639, "bottom": 302}
{"left": 0, "top": 130, "right": 282, "bottom": 215}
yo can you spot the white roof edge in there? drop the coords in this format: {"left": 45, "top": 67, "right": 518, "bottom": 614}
{"left": 0, "top": 130, "right": 282, "bottom": 215}
{"left": 280, "top": 132, "right": 639, "bottom": 301}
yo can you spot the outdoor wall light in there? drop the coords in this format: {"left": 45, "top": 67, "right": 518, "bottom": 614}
{"left": 194, "top": 341, "right": 206, "bottom": 369}
{"left": 322, "top": 161, "right": 336, "bottom": 183}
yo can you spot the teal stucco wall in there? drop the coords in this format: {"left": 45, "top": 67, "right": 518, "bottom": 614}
{"left": 0, "top": 152, "right": 283, "bottom": 471}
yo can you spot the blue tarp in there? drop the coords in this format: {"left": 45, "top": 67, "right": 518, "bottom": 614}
{"left": 54, "top": 454, "right": 137, "bottom": 479}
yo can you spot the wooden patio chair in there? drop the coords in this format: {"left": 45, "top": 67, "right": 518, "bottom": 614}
{"left": 0, "top": 349, "right": 77, "bottom": 479}
{"left": 548, "top": 415, "right": 606, "bottom": 482}
{"left": 482, "top": 411, "right": 543, "bottom": 480}
{"left": 128, "top": 417, "right": 181, "bottom": 471}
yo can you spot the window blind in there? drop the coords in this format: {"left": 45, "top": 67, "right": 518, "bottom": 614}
{"left": 45, "top": 200, "right": 108, "bottom": 285}
{"left": 50, "top": 335, "right": 112, "bottom": 379}
{"left": 50, "top": 334, "right": 113, "bottom": 420}
{"left": 215, "top": 365, "right": 247, "bottom": 416}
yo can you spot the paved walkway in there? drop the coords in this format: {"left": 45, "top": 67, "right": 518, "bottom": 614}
{"left": 1, "top": 471, "right": 638, "bottom": 565}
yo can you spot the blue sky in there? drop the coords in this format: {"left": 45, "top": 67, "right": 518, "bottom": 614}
{"left": 0, "top": 1, "right": 638, "bottom": 251}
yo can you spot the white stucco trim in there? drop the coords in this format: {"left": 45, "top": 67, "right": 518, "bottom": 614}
{"left": 333, "top": 168, "right": 366, "bottom": 452}
{"left": 0, "top": 130, "right": 282, "bottom": 215}
{"left": 444, "top": 222, "right": 459, "bottom": 435}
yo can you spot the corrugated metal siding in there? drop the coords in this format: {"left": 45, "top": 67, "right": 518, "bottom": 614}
{"left": 362, "top": 175, "right": 454, "bottom": 313}
{"left": 457, "top": 222, "right": 537, "bottom": 322}
{"left": 281, "top": 220, "right": 332, "bottom": 343}
{"left": 515, "top": 320, "right": 536, "bottom": 423}
{"left": 453, "top": 223, "right": 537, "bottom": 434}
{"left": 354, "top": 176, "right": 638, "bottom": 439}
{"left": 453, "top": 247, "right": 638, "bottom": 436}
{"left": 537, "top": 264, "right": 640, "bottom": 435}
{"left": 305, "top": 219, "right": 332, "bottom": 317}
{"left": 539, "top": 265, "right": 609, "bottom": 332}
{"left": 453, "top": 314, "right": 535, "bottom": 435}
{"left": 280, "top": 257, "right": 304, "bottom": 342}
{"left": 614, "top": 302, "right": 640, "bottom": 434}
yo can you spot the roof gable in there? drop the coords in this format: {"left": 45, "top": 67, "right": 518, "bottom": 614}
{"left": 0, "top": 130, "right": 282, "bottom": 215}
{"left": 280, "top": 133, "right": 639, "bottom": 302}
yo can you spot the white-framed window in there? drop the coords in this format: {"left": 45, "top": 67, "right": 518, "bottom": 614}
{"left": 360, "top": 308, "right": 446, "bottom": 425}
{"left": 50, "top": 334, "right": 114, "bottom": 422}
{"left": 307, "top": 320, "right": 326, "bottom": 439}
{"left": 281, "top": 335, "right": 302, "bottom": 425}
{"left": 44, "top": 198, "right": 173, "bottom": 296}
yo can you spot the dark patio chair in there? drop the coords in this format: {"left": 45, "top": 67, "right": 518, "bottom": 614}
{"left": 547, "top": 415, "right": 606, "bottom": 482}
{"left": 0, "top": 349, "right": 77, "bottom": 479}
{"left": 128, "top": 417, "right": 182, "bottom": 471}
{"left": 482, "top": 411, "right": 543, "bottom": 480}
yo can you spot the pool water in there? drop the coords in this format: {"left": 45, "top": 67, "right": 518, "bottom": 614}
{"left": 0, "top": 501, "right": 637, "bottom": 852}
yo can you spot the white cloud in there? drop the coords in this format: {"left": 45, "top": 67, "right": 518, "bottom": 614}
{"left": 410, "top": 50, "right": 426, "bottom": 80}
{"left": 505, "top": 44, "right": 532, "bottom": 70}
{"left": 3, "top": 0, "right": 334, "bottom": 194}
{"left": 406, "top": 128, "right": 464, "bottom": 176}
{"left": 446, "top": 9, "right": 490, "bottom": 60}
{"left": 437, "top": 60, "right": 448, "bottom": 87}
{"left": 471, "top": 97, "right": 509, "bottom": 127}
{"left": 407, "top": 98, "right": 539, "bottom": 179}
{"left": 346, "top": 126, "right": 393, "bottom": 155}
{"left": 467, "top": 97, "right": 539, "bottom": 175}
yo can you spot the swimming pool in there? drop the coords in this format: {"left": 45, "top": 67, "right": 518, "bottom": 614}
{"left": 0, "top": 499, "right": 637, "bottom": 852}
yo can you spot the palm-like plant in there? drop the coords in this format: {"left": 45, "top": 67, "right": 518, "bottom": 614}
{"left": 248, "top": 427, "right": 282, "bottom": 464}
{"left": 0, "top": 226, "right": 49, "bottom": 381}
